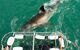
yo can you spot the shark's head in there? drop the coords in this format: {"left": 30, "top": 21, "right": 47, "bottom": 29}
{"left": 49, "top": 0, "right": 64, "bottom": 4}
{"left": 43, "top": 0, "right": 64, "bottom": 11}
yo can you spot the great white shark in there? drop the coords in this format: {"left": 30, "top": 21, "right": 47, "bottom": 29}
{"left": 20, "top": 0, "right": 64, "bottom": 31}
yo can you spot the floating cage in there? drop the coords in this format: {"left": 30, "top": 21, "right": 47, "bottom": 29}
{"left": 1, "top": 31, "right": 68, "bottom": 50}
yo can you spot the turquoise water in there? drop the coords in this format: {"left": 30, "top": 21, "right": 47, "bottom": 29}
{"left": 0, "top": 0, "right": 80, "bottom": 50}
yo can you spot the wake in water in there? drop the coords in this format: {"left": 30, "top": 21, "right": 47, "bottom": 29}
{"left": 11, "top": 17, "right": 19, "bottom": 32}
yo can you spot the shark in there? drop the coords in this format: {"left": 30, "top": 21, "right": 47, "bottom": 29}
{"left": 20, "top": 0, "right": 64, "bottom": 31}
